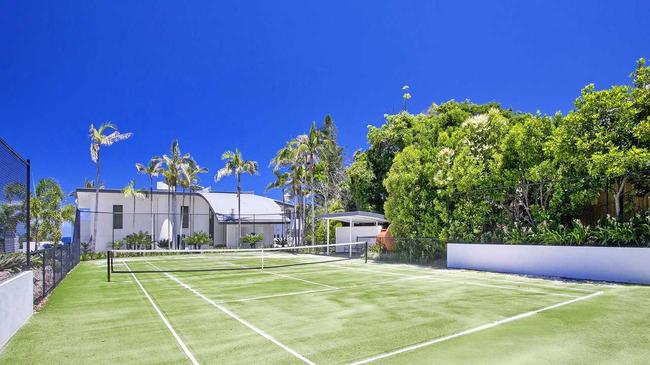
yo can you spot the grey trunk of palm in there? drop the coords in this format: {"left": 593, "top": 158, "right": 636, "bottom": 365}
{"left": 172, "top": 187, "right": 178, "bottom": 249}
{"left": 92, "top": 151, "right": 100, "bottom": 252}
{"left": 281, "top": 187, "right": 285, "bottom": 240}
{"left": 301, "top": 193, "right": 306, "bottom": 245}
{"left": 237, "top": 173, "right": 241, "bottom": 248}
{"left": 149, "top": 178, "right": 154, "bottom": 244}
{"left": 180, "top": 188, "right": 186, "bottom": 246}
{"left": 311, "top": 169, "right": 315, "bottom": 245}
{"left": 166, "top": 187, "right": 171, "bottom": 248}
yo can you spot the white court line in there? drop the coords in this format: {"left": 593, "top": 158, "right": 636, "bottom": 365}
{"left": 219, "top": 259, "right": 339, "bottom": 290}
{"left": 217, "top": 287, "right": 338, "bottom": 304}
{"left": 219, "top": 276, "right": 427, "bottom": 304}
{"left": 263, "top": 270, "right": 339, "bottom": 289}
{"left": 147, "top": 262, "right": 316, "bottom": 365}
{"left": 348, "top": 291, "right": 604, "bottom": 365}
{"left": 124, "top": 263, "right": 199, "bottom": 365}
{"left": 329, "top": 263, "right": 581, "bottom": 298}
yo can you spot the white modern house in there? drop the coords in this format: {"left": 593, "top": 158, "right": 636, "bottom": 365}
{"left": 73, "top": 183, "right": 294, "bottom": 252}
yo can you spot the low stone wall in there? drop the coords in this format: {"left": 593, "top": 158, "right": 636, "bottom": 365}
{"left": 0, "top": 271, "right": 33, "bottom": 350}
{"left": 447, "top": 243, "right": 650, "bottom": 284}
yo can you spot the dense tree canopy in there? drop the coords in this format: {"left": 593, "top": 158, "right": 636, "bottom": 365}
{"left": 350, "top": 60, "right": 650, "bottom": 244}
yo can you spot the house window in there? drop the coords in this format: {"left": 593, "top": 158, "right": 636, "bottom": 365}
{"left": 112, "top": 205, "right": 123, "bottom": 229}
{"left": 182, "top": 206, "right": 189, "bottom": 229}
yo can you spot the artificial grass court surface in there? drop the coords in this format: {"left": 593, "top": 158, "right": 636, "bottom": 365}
{"left": 1, "top": 258, "right": 649, "bottom": 365}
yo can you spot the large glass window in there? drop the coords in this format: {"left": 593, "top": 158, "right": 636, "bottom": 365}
{"left": 181, "top": 206, "right": 189, "bottom": 229}
{"left": 112, "top": 205, "right": 123, "bottom": 229}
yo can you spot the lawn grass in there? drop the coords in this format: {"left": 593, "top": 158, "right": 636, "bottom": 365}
{"left": 1, "top": 257, "right": 648, "bottom": 364}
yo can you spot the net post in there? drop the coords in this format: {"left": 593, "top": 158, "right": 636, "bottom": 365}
{"left": 261, "top": 246, "right": 265, "bottom": 271}
{"left": 107, "top": 250, "right": 111, "bottom": 282}
{"left": 365, "top": 241, "right": 368, "bottom": 264}
{"left": 349, "top": 241, "right": 352, "bottom": 258}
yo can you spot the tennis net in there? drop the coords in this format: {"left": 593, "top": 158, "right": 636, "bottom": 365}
{"left": 108, "top": 241, "right": 368, "bottom": 279}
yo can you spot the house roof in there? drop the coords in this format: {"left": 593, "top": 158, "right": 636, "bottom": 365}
{"left": 319, "top": 211, "right": 388, "bottom": 224}
{"left": 199, "top": 192, "right": 289, "bottom": 223}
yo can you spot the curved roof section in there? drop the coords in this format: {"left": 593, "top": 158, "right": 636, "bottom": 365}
{"left": 319, "top": 211, "right": 387, "bottom": 224}
{"left": 199, "top": 192, "right": 289, "bottom": 223}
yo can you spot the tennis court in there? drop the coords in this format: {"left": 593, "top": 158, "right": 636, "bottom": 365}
{"left": 1, "top": 242, "right": 649, "bottom": 365}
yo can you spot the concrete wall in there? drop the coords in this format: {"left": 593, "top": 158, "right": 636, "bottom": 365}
{"left": 0, "top": 271, "right": 33, "bottom": 350}
{"left": 448, "top": 243, "right": 650, "bottom": 284}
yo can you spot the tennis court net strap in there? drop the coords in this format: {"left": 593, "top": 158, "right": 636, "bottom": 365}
{"left": 109, "top": 241, "right": 369, "bottom": 276}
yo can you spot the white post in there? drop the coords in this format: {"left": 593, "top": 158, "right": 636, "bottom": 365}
{"left": 326, "top": 218, "right": 330, "bottom": 256}
{"left": 261, "top": 246, "right": 264, "bottom": 271}
{"left": 349, "top": 218, "right": 353, "bottom": 258}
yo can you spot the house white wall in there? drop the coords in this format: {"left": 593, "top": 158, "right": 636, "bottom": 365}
{"left": 225, "top": 224, "right": 275, "bottom": 248}
{"left": 76, "top": 189, "right": 291, "bottom": 251}
{"left": 77, "top": 190, "right": 214, "bottom": 251}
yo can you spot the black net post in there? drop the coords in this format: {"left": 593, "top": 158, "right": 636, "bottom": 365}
{"left": 364, "top": 241, "right": 368, "bottom": 263}
{"left": 107, "top": 250, "right": 111, "bottom": 282}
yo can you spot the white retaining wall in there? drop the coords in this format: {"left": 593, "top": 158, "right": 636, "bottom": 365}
{"left": 0, "top": 271, "right": 33, "bottom": 350}
{"left": 447, "top": 243, "right": 650, "bottom": 284}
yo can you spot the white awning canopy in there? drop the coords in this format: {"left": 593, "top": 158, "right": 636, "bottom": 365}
{"left": 319, "top": 211, "right": 387, "bottom": 224}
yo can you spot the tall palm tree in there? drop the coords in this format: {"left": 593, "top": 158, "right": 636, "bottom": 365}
{"left": 266, "top": 170, "right": 290, "bottom": 241}
{"left": 215, "top": 148, "right": 258, "bottom": 246}
{"left": 89, "top": 123, "right": 132, "bottom": 251}
{"left": 136, "top": 158, "right": 163, "bottom": 241}
{"left": 294, "top": 122, "right": 324, "bottom": 245}
{"left": 160, "top": 140, "right": 192, "bottom": 249}
{"left": 270, "top": 142, "right": 307, "bottom": 245}
{"left": 122, "top": 179, "right": 145, "bottom": 233}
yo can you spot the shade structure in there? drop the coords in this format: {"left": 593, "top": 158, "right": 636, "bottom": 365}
{"left": 319, "top": 211, "right": 388, "bottom": 255}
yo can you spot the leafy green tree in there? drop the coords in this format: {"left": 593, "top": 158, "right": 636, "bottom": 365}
{"left": 552, "top": 61, "right": 650, "bottom": 220}
{"left": 89, "top": 123, "right": 132, "bottom": 250}
{"left": 30, "top": 179, "right": 74, "bottom": 245}
{"left": 215, "top": 148, "right": 258, "bottom": 244}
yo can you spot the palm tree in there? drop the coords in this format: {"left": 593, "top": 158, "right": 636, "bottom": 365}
{"left": 136, "top": 158, "right": 163, "bottom": 242}
{"left": 266, "top": 170, "right": 290, "bottom": 241}
{"left": 160, "top": 140, "right": 192, "bottom": 249}
{"left": 89, "top": 123, "right": 132, "bottom": 251}
{"left": 215, "top": 148, "right": 258, "bottom": 246}
{"left": 122, "top": 179, "right": 145, "bottom": 232}
{"left": 270, "top": 141, "right": 307, "bottom": 245}
{"left": 294, "top": 122, "right": 324, "bottom": 245}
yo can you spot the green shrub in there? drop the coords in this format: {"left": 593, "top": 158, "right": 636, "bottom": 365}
{"left": 241, "top": 233, "right": 264, "bottom": 248}
{"left": 185, "top": 231, "right": 212, "bottom": 249}
{"left": 157, "top": 239, "right": 172, "bottom": 249}
{"left": 125, "top": 231, "right": 153, "bottom": 250}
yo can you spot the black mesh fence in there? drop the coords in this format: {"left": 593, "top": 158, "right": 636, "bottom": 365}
{"left": 0, "top": 138, "right": 28, "bottom": 255}
{"left": 32, "top": 241, "right": 80, "bottom": 303}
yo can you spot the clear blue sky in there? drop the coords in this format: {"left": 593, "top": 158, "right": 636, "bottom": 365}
{"left": 1, "top": 0, "right": 649, "bottom": 201}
